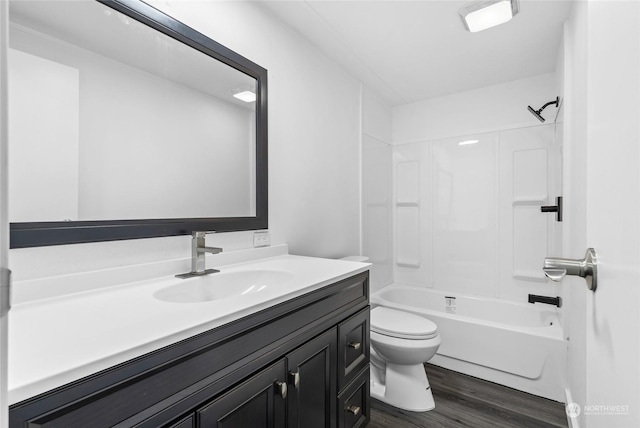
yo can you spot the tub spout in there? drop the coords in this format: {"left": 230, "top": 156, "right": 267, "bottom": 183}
{"left": 543, "top": 248, "right": 598, "bottom": 291}
{"left": 528, "top": 294, "right": 562, "bottom": 307}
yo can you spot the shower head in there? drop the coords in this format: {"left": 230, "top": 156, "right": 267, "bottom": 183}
{"left": 527, "top": 96, "right": 560, "bottom": 123}
{"left": 527, "top": 105, "right": 545, "bottom": 122}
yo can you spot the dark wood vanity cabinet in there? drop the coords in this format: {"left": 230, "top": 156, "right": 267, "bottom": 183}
{"left": 166, "top": 415, "right": 195, "bottom": 428}
{"left": 285, "top": 328, "right": 337, "bottom": 428}
{"left": 9, "top": 271, "right": 370, "bottom": 428}
{"left": 197, "top": 359, "right": 287, "bottom": 427}
{"left": 198, "top": 328, "right": 337, "bottom": 428}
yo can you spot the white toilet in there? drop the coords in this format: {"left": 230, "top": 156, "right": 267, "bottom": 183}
{"left": 369, "top": 306, "right": 441, "bottom": 412}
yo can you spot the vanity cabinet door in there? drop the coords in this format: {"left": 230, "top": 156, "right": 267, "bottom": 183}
{"left": 166, "top": 414, "right": 195, "bottom": 428}
{"left": 337, "top": 308, "right": 370, "bottom": 390}
{"left": 196, "top": 360, "right": 287, "bottom": 428}
{"left": 286, "top": 329, "right": 337, "bottom": 428}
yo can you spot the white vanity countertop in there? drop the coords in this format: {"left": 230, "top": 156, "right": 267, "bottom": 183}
{"left": 8, "top": 247, "right": 369, "bottom": 405}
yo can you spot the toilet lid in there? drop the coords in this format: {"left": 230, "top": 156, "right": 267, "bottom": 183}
{"left": 371, "top": 307, "right": 438, "bottom": 340}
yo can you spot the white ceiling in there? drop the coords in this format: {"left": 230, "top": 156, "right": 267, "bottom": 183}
{"left": 261, "top": 0, "right": 574, "bottom": 106}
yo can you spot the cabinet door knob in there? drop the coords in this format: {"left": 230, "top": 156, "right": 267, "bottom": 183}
{"left": 348, "top": 341, "right": 361, "bottom": 350}
{"left": 346, "top": 405, "right": 361, "bottom": 415}
{"left": 288, "top": 371, "right": 300, "bottom": 389}
{"left": 275, "top": 380, "right": 287, "bottom": 399}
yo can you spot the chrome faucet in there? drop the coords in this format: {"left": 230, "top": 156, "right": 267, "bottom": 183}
{"left": 176, "top": 231, "right": 223, "bottom": 279}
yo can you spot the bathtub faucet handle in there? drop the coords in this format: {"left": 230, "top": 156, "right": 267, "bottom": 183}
{"left": 543, "top": 248, "right": 598, "bottom": 291}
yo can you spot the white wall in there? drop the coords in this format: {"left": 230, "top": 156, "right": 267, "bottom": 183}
{"left": 9, "top": 1, "right": 363, "bottom": 281}
{"left": 564, "top": 1, "right": 640, "bottom": 427}
{"left": 362, "top": 87, "right": 393, "bottom": 292}
{"left": 393, "top": 72, "right": 559, "bottom": 144}
{"left": 363, "top": 87, "right": 392, "bottom": 144}
{"left": 78, "top": 51, "right": 254, "bottom": 220}
{"left": 8, "top": 49, "right": 80, "bottom": 222}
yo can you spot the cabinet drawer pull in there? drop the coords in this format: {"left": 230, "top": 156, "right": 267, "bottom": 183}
{"left": 347, "top": 341, "right": 361, "bottom": 350}
{"left": 289, "top": 371, "right": 300, "bottom": 389}
{"left": 346, "top": 405, "right": 361, "bottom": 415}
{"left": 275, "top": 380, "right": 287, "bottom": 399}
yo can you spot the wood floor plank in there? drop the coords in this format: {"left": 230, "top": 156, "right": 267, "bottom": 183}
{"left": 368, "top": 364, "right": 568, "bottom": 428}
{"left": 425, "top": 365, "right": 567, "bottom": 427}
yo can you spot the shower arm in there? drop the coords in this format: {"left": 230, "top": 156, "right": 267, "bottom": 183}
{"left": 535, "top": 99, "right": 559, "bottom": 114}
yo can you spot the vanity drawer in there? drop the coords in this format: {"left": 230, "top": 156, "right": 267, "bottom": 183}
{"left": 337, "top": 367, "right": 370, "bottom": 428}
{"left": 337, "top": 307, "right": 370, "bottom": 390}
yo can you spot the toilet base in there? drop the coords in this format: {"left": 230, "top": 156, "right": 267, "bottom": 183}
{"left": 370, "top": 362, "right": 435, "bottom": 412}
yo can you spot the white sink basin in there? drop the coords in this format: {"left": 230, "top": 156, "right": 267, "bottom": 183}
{"left": 154, "top": 269, "right": 294, "bottom": 303}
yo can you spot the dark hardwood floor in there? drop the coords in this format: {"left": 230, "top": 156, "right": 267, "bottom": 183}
{"left": 368, "top": 364, "right": 568, "bottom": 428}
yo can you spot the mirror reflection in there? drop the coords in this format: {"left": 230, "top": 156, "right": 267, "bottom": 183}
{"left": 8, "top": 0, "right": 257, "bottom": 222}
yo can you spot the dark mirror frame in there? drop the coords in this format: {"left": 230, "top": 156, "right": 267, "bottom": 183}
{"left": 10, "top": 0, "right": 268, "bottom": 249}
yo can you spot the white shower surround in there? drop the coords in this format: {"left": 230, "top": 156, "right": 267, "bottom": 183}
{"left": 392, "top": 125, "right": 562, "bottom": 300}
{"left": 386, "top": 121, "right": 566, "bottom": 402}
{"left": 373, "top": 285, "right": 567, "bottom": 401}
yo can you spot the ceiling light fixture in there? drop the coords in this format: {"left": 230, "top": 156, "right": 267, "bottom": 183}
{"left": 232, "top": 89, "right": 256, "bottom": 103}
{"left": 458, "top": 0, "right": 519, "bottom": 33}
{"left": 458, "top": 139, "right": 479, "bottom": 146}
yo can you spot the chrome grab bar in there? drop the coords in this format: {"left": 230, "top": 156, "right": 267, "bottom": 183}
{"left": 543, "top": 248, "right": 598, "bottom": 291}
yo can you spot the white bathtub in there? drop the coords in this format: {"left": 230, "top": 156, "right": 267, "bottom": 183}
{"left": 372, "top": 285, "right": 567, "bottom": 402}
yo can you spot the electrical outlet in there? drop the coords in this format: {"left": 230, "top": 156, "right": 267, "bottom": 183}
{"left": 253, "top": 231, "right": 271, "bottom": 248}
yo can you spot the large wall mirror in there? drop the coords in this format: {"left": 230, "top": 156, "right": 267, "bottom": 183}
{"left": 8, "top": 0, "right": 268, "bottom": 248}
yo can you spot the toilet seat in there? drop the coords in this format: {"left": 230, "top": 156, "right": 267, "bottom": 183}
{"left": 371, "top": 307, "right": 438, "bottom": 340}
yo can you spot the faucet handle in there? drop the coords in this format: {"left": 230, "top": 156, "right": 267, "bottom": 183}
{"left": 192, "top": 231, "right": 216, "bottom": 245}
{"left": 191, "top": 231, "right": 222, "bottom": 255}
